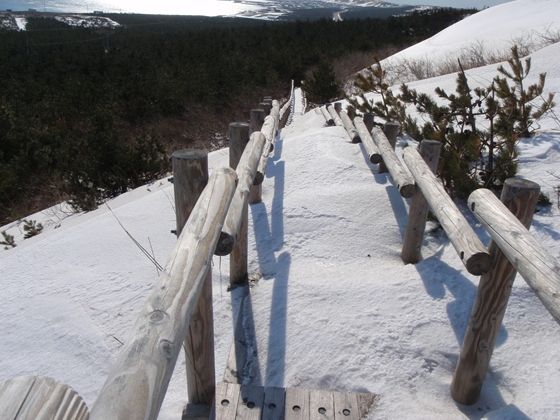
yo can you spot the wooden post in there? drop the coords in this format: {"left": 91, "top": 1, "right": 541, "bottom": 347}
{"left": 229, "top": 122, "right": 250, "bottom": 171}
{"left": 451, "top": 178, "right": 540, "bottom": 405}
{"left": 354, "top": 117, "right": 381, "bottom": 164}
{"left": 340, "top": 111, "right": 361, "bottom": 143}
{"left": 249, "top": 110, "right": 265, "bottom": 204}
{"left": 249, "top": 109, "right": 265, "bottom": 135}
{"left": 379, "top": 123, "right": 399, "bottom": 173}
{"left": 371, "top": 127, "right": 416, "bottom": 198}
{"left": 402, "top": 147, "right": 492, "bottom": 275}
{"left": 468, "top": 184, "right": 560, "bottom": 319}
{"left": 401, "top": 141, "right": 441, "bottom": 264}
{"left": 363, "top": 112, "right": 375, "bottom": 131}
{"left": 334, "top": 102, "right": 342, "bottom": 113}
{"left": 261, "top": 102, "right": 271, "bottom": 116}
{"left": 172, "top": 149, "right": 215, "bottom": 406}
{"left": 215, "top": 133, "right": 266, "bottom": 281}
{"left": 90, "top": 167, "right": 237, "bottom": 420}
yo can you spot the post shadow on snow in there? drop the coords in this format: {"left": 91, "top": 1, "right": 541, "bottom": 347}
{"left": 245, "top": 135, "right": 290, "bottom": 387}
{"left": 358, "top": 141, "right": 409, "bottom": 240}
{"left": 414, "top": 251, "right": 520, "bottom": 419}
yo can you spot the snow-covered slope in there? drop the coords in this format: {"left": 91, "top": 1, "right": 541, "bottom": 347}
{"left": 381, "top": 0, "right": 560, "bottom": 82}
{"left": 1, "top": 1, "right": 560, "bottom": 419}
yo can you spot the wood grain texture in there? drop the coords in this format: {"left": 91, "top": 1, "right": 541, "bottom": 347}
{"left": 213, "top": 382, "right": 241, "bottom": 420}
{"left": 451, "top": 178, "right": 541, "bottom": 405}
{"left": 319, "top": 106, "right": 334, "bottom": 126}
{"left": 356, "top": 393, "right": 377, "bottom": 418}
{"left": 285, "top": 388, "right": 310, "bottom": 420}
{"left": 236, "top": 385, "right": 264, "bottom": 420}
{"left": 0, "top": 375, "right": 89, "bottom": 420}
{"left": 401, "top": 140, "right": 441, "bottom": 264}
{"left": 90, "top": 167, "right": 237, "bottom": 420}
{"left": 215, "top": 132, "right": 266, "bottom": 257}
{"left": 467, "top": 186, "right": 560, "bottom": 324}
{"left": 263, "top": 387, "right": 286, "bottom": 420}
{"left": 371, "top": 127, "right": 416, "bottom": 198}
{"left": 354, "top": 117, "right": 381, "bottom": 164}
{"left": 340, "top": 111, "right": 360, "bottom": 143}
{"left": 172, "top": 149, "right": 209, "bottom": 237}
{"left": 326, "top": 104, "right": 343, "bottom": 127}
{"left": 309, "top": 389, "right": 334, "bottom": 420}
{"left": 378, "top": 123, "right": 398, "bottom": 174}
{"left": 332, "top": 391, "right": 359, "bottom": 420}
{"left": 403, "top": 146, "right": 492, "bottom": 276}
{"left": 173, "top": 149, "right": 215, "bottom": 406}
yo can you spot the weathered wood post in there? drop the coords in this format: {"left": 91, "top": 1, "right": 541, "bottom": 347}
{"left": 261, "top": 101, "right": 271, "bottom": 116}
{"left": 249, "top": 109, "right": 265, "bottom": 135}
{"left": 90, "top": 167, "right": 237, "bottom": 420}
{"left": 229, "top": 123, "right": 250, "bottom": 285}
{"left": 249, "top": 110, "right": 265, "bottom": 204}
{"left": 363, "top": 112, "right": 375, "bottom": 132}
{"left": 451, "top": 179, "right": 542, "bottom": 405}
{"left": 172, "top": 149, "right": 215, "bottom": 406}
{"left": 401, "top": 140, "right": 441, "bottom": 264}
{"left": 334, "top": 102, "right": 342, "bottom": 113}
{"left": 402, "top": 146, "right": 492, "bottom": 275}
{"left": 379, "top": 122, "right": 399, "bottom": 173}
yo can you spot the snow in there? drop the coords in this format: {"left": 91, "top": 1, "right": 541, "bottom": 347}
{"left": 1, "top": 0, "right": 560, "bottom": 419}
{"left": 383, "top": 0, "right": 560, "bottom": 82}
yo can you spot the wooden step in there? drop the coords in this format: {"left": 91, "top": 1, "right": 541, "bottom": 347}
{"left": 0, "top": 375, "right": 89, "bottom": 420}
{"left": 184, "top": 382, "right": 376, "bottom": 420}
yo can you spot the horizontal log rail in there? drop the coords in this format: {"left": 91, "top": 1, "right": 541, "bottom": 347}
{"left": 90, "top": 166, "right": 237, "bottom": 420}
{"left": 372, "top": 127, "right": 416, "bottom": 198}
{"left": 403, "top": 146, "right": 492, "bottom": 276}
{"left": 326, "top": 103, "right": 344, "bottom": 127}
{"left": 319, "top": 105, "right": 334, "bottom": 126}
{"left": 468, "top": 187, "right": 560, "bottom": 324}
{"left": 353, "top": 117, "right": 381, "bottom": 164}
{"left": 340, "top": 110, "right": 361, "bottom": 143}
{"left": 215, "top": 132, "right": 266, "bottom": 257}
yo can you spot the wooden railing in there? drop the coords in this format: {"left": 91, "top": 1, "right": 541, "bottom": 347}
{"left": 320, "top": 102, "right": 560, "bottom": 406}
{"left": 0, "top": 86, "right": 295, "bottom": 420}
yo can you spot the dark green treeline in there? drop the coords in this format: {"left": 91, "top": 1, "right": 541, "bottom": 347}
{"left": 0, "top": 8, "right": 474, "bottom": 221}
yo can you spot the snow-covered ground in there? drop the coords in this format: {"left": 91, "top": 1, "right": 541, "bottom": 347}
{"left": 1, "top": 0, "right": 560, "bottom": 419}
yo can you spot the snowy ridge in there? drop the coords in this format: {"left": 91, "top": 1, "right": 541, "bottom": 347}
{"left": 1, "top": 1, "right": 560, "bottom": 419}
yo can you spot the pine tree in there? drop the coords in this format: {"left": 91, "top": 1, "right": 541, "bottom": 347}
{"left": 303, "top": 59, "right": 342, "bottom": 104}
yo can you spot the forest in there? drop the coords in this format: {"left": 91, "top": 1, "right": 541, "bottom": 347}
{"left": 0, "top": 7, "right": 475, "bottom": 223}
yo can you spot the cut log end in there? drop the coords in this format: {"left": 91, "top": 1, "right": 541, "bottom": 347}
{"left": 465, "top": 252, "right": 493, "bottom": 276}
{"left": 253, "top": 171, "right": 264, "bottom": 186}
{"left": 214, "top": 232, "right": 234, "bottom": 256}
{"left": 351, "top": 132, "right": 361, "bottom": 144}
{"left": 399, "top": 183, "right": 417, "bottom": 199}
{"left": 369, "top": 154, "right": 382, "bottom": 164}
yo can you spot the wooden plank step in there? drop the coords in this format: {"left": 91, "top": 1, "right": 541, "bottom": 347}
{"left": 0, "top": 375, "right": 89, "bottom": 420}
{"left": 193, "top": 382, "right": 376, "bottom": 420}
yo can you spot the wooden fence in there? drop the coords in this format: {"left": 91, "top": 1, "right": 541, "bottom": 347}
{"left": 320, "top": 101, "right": 560, "bottom": 406}
{"left": 0, "top": 85, "right": 295, "bottom": 420}
{"left": 2, "top": 88, "right": 558, "bottom": 418}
